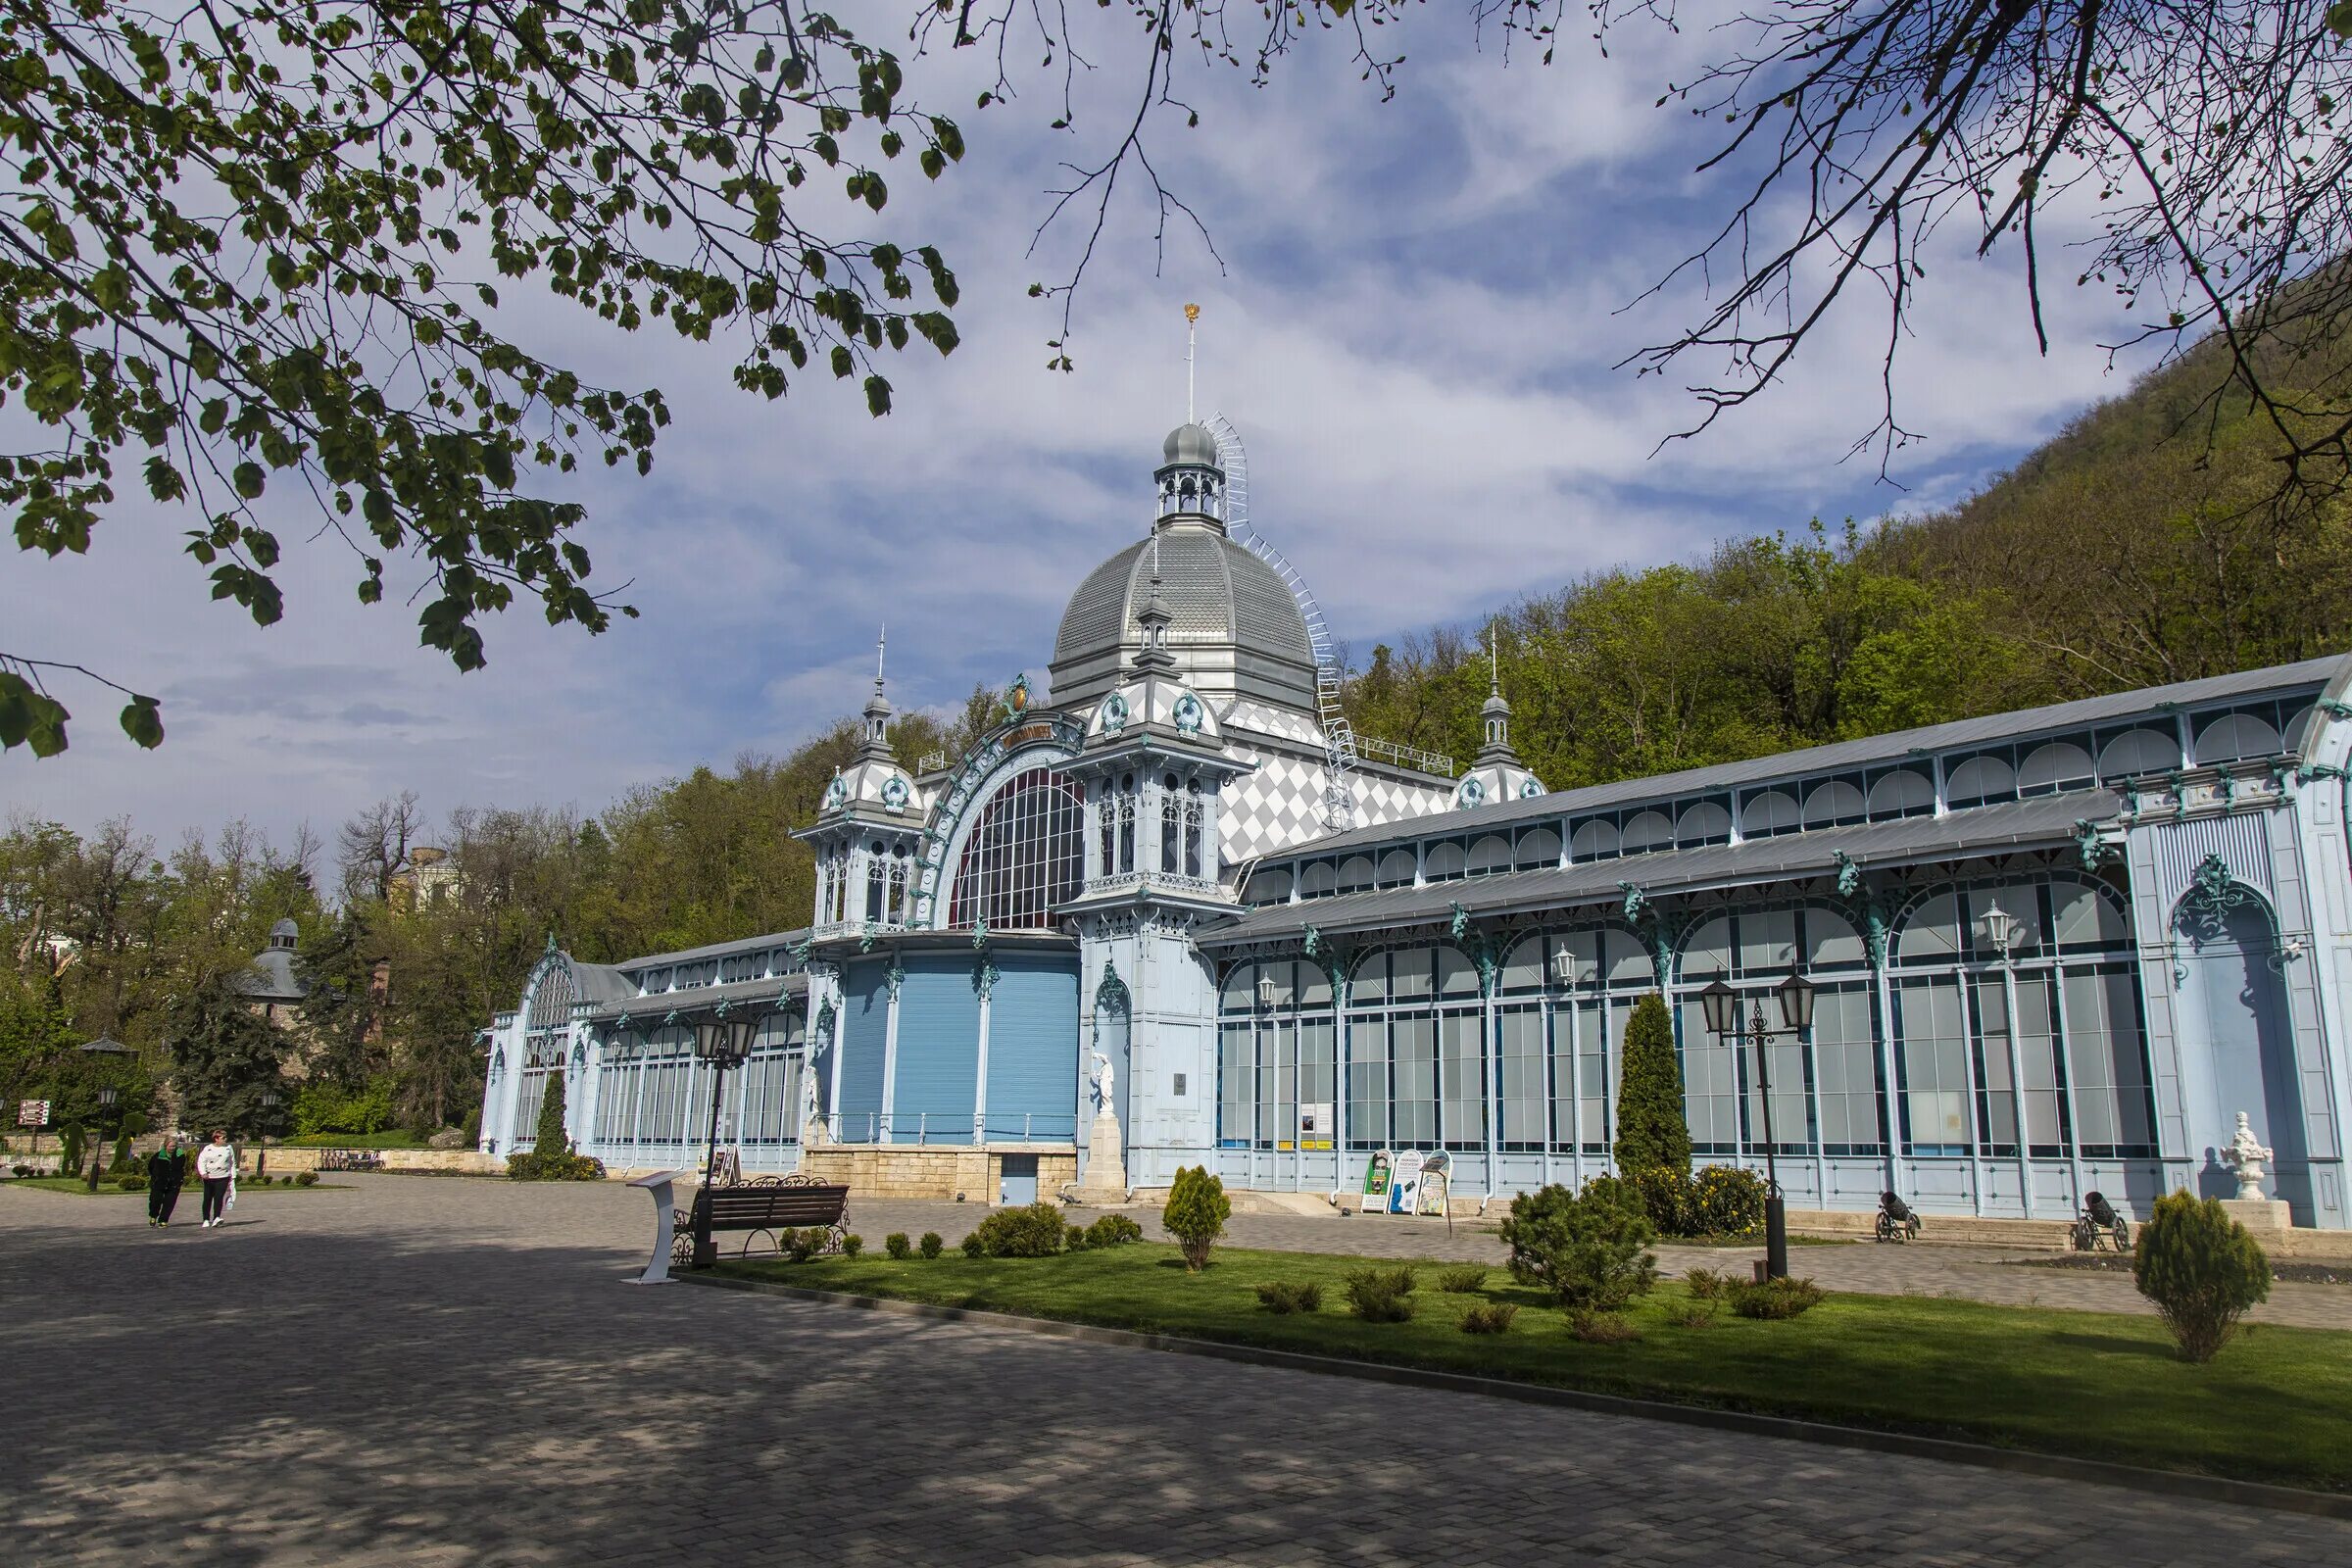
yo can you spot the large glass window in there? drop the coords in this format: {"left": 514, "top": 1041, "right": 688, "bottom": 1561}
{"left": 1895, "top": 977, "right": 1974, "bottom": 1154}
{"left": 948, "top": 765, "right": 1084, "bottom": 928}
{"left": 1497, "top": 1004, "right": 1546, "bottom": 1152}
{"left": 1812, "top": 985, "right": 1883, "bottom": 1153}
{"left": 2063, "top": 966, "right": 2156, "bottom": 1156}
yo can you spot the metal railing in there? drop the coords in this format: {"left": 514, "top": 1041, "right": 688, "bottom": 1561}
{"left": 1355, "top": 734, "right": 1456, "bottom": 776}
{"left": 826, "top": 1111, "right": 1078, "bottom": 1146}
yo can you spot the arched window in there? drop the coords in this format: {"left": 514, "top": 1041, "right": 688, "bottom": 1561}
{"left": 865, "top": 842, "right": 887, "bottom": 922}
{"left": 1621, "top": 810, "right": 1673, "bottom": 852}
{"left": 2194, "top": 710, "right": 2282, "bottom": 763}
{"left": 948, "top": 765, "right": 1085, "bottom": 929}
{"left": 1741, "top": 790, "right": 1798, "bottom": 837}
{"left": 2018, "top": 741, "right": 2094, "bottom": 794}
{"left": 1570, "top": 818, "right": 1621, "bottom": 859}
{"left": 1161, "top": 774, "right": 1183, "bottom": 875}
{"left": 2096, "top": 727, "right": 2179, "bottom": 779}
{"left": 1802, "top": 780, "right": 1866, "bottom": 827}
{"left": 1676, "top": 802, "right": 1733, "bottom": 845}
{"left": 1468, "top": 834, "right": 1512, "bottom": 873}
{"left": 1514, "top": 826, "right": 1561, "bottom": 867}
{"left": 1376, "top": 849, "right": 1417, "bottom": 888}
{"left": 1944, "top": 755, "right": 2014, "bottom": 806}
{"left": 1865, "top": 770, "right": 1934, "bottom": 818}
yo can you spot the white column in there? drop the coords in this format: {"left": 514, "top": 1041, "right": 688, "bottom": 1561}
{"left": 972, "top": 984, "right": 994, "bottom": 1146}
{"left": 877, "top": 978, "right": 902, "bottom": 1143}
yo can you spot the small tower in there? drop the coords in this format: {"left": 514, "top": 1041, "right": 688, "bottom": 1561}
{"left": 796, "top": 630, "right": 926, "bottom": 930}
{"left": 1454, "top": 634, "right": 1544, "bottom": 808}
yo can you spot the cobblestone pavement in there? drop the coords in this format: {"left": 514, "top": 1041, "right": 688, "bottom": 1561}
{"left": 843, "top": 1198, "right": 2352, "bottom": 1330}
{"left": 5, "top": 1176, "right": 2347, "bottom": 1568}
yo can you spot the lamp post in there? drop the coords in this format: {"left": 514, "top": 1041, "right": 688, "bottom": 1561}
{"left": 689, "top": 1006, "right": 760, "bottom": 1268}
{"left": 258, "top": 1088, "right": 283, "bottom": 1180}
{"left": 1981, "top": 900, "right": 2032, "bottom": 1218}
{"left": 78, "top": 1034, "right": 135, "bottom": 1191}
{"left": 1698, "top": 971, "right": 1816, "bottom": 1281}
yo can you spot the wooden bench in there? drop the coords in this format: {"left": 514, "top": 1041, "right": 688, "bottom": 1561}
{"left": 318, "top": 1150, "right": 384, "bottom": 1172}
{"left": 671, "top": 1173, "right": 850, "bottom": 1265}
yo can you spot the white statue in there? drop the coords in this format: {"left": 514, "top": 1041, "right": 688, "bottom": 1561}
{"left": 1090, "top": 1048, "right": 1115, "bottom": 1120}
{"left": 799, "top": 1065, "right": 825, "bottom": 1147}
{"left": 2221, "top": 1111, "right": 2273, "bottom": 1200}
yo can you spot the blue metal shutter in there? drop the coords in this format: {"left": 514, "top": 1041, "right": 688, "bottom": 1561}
{"left": 985, "top": 952, "right": 1079, "bottom": 1142}
{"left": 837, "top": 960, "right": 890, "bottom": 1141}
{"left": 892, "top": 957, "right": 981, "bottom": 1144}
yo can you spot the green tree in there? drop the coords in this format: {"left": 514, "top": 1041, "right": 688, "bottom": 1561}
{"left": 1613, "top": 994, "right": 1690, "bottom": 1177}
{"left": 168, "top": 973, "right": 291, "bottom": 1139}
{"left": 1162, "top": 1165, "right": 1232, "bottom": 1272}
{"left": 2133, "top": 1190, "right": 2273, "bottom": 1363}
{"left": 1497, "top": 1179, "right": 1658, "bottom": 1316}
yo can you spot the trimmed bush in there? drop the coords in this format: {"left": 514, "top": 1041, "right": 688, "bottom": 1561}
{"left": 960, "top": 1233, "right": 984, "bottom": 1258}
{"left": 1162, "top": 1166, "right": 1232, "bottom": 1273}
{"left": 1086, "top": 1213, "right": 1144, "bottom": 1248}
{"left": 781, "top": 1229, "right": 823, "bottom": 1263}
{"left": 919, "top": 1231, "right": 944, "bottom": 1259}
{"left": 294, "top": 1170, "right": 318, "bottom": 1187}
{"left": 884, "top": 1232, "right": 911, "bottom": 1260}
{"left": 505, "top": 1074, "right": 605, "bottom": 1180}
{"left": 1435, "top": 1265, "right": 1490, "bottom": 1295}
{"left": 1498, "top": 1179, "right": 1658, "bottom": 1314}
{"left": 115, "top": 1173, "right": 146, "bottom": 1191}
{"left": 841, "top": 1234, "right": 864, "bottom": 1258}
{"left": 1458, "top": 1302, "right": 1519, "bottom": 1335}
{"left": 1692, "top": 1165, "right": 1767, "bottom": 1238}
{"left": 1569, "top": 1311, "right": 1642, "bottom": 1344}
{"left": 1344, "top": 1266, "right": 1418, "bottom": 1322}
{"left": 1627, "top": 1166, "right": 1697, "bottom": 1238}
{"left": 1613, "top": 994, "right": 1691, "bottom": 1177}
{"left": 1254, "top": 1280, "right": 1324, "bottom": 1314}
{"left": 1681, "top": 1266, "right": 1729, "bottom": 1299}
{"left": 1065, "top": 1223, "right": 1091, "bottom": 1251}
{"left": 972, "top": 1201, "right": 1068, "bottom": 1258}
{"left": 1665, "top": 1298, "right": 1719, "bottom": 1329}
{"left": 2134, "top": 1189, "right": 2271, "bottom": 1362}
{"left": 1727, "top": 1276, "right": 1826, "bottom": 1320}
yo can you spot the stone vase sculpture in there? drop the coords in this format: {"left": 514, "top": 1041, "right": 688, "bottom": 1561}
{"left": 2221, "top": 1111, "right": 2273, "bottom": 1200}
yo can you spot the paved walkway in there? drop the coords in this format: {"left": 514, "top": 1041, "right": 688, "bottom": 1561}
{"left": 4, "top": 1176, "right": 2347, "bottom": 1567}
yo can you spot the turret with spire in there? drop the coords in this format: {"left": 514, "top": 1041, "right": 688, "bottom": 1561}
{"left": 1454, "top": 630, "right": 1544, "bottom": 808}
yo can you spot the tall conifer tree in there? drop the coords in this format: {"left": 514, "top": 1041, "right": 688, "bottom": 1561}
{"left": 1613, "top": 994, "right": 1692, "bottom": 1175}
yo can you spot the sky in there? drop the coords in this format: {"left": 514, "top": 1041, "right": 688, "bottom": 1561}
{"left": 0, "top": 5, "right": 2159, "bottom": 860}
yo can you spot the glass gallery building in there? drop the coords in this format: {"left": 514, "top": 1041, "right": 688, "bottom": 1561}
{"left": 477, "top": 420, "right": 2352, "bottom": 1228}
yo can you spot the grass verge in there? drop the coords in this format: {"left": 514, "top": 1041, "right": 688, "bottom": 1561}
{"left": 715, "top": 1242, "right": 2352, "bottom": 1493}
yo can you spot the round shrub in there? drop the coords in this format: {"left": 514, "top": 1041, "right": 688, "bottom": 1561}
{"left": 884, "top": 1232, "right": 911, "bottom": 1260}
{"left": 1254, "top": 1280, "right": 1323, "bottom": 1314}
{"left": 1727, "top": 1275, "right": 1825, "bottom": 1319}
{"left": 1498, "top": 1179, "right": 1658, "bottom": 1314}
{"left": 1086, "top": 1213, "right": 1144, "bottom": 1248}
{"left": 1064, "top": 1222, "right": 1091, "bottom": 1251}
{"left": 972, "top": 1201, "right": 1067, "bottom": 1257}
{"left": 841, "top": 1234, "right": 864, "bottom": 1258}
{"left": 1626, "top": 1166, "right": 1697, "bottom": 1238}
{"left": 1436, "top": 1265, "right": 1490, "bottom": 1295}
{"left": 294, "top": 1170, "right": 318, "bottom": 1187}
{"left": 115, "top": 1173, "right": 147, "bottom": 1191}
{"left": 2134, "top": 1189, "right": 2271, "bottom": 1362}
{"left": 961, "top": 1234, "right": 984, "bottom": 1258}
{"left": 919, "top": 1231, "right": 944, "bottom": 1259}
{"left": 1162, "top": 1165, "right": 1231, "bottom": 1272}
{"left": 1691, "top": 1165, "right": 1767, "bottom": 1238}
{"left": 1458, "top": 1302, "right": 1518, "bottom": 1335}
{"left": 1344, "top": 1267, "right": 1418, "bottom": 1322}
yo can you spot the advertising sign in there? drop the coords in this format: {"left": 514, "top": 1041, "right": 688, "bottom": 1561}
{"left": 1389, "top": 1150, "right": 1426, "bottom": 1214}
{"left": 1299, "top": 1102, "right": 1334, "bottom": 1152}
{"left": 16, "top": 1100, "right": 47, "bottom": 1128}
{"left": 1417, "top": 1152, "right": 1451, "bottom": 1217}
{"left": 1360, "top": 1150, "right": 1394, "bottom": 1213}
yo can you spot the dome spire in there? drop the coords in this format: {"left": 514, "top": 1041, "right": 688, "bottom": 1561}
{"left": 1135, "top": 533, "right": 1177, "bottom": 674}
{"left": 860, "top": 624, "right": 895, "bottom": 757}
{"left": 1185, "top": 302, "right": 1200, "bottom": 422}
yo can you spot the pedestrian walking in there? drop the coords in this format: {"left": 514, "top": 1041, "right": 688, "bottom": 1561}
{"left": 196, "top": 1130, "right": 236, "bottom": 1228}
{"left": 146, "top": 1135, "right": 188, "bottom": 1227}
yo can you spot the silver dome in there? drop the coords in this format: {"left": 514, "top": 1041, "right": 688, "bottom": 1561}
{"left": 1050, "top": 527, "right": 1318, "bottom": 713}
{"left": 1161, "top": 422, "right": 1223, "bottom": 468}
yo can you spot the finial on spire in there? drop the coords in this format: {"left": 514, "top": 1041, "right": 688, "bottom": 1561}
{"left": 875, "top": 624, "right": 887, "bottom": 691}
{"left": 1489, "top": 626, "right": 1500, "bottom": 696}
{"left": 1184, "top": 303, "right": 1200, "bottom": 422}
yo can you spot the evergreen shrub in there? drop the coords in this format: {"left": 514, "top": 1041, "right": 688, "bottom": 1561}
{"left": 885, "top": 1232, "right": 910, "bottom": 1260}
{"left": 1665, "top": 1298, "right": 1719, "bottom": 1328}
{"left": 1681, "top": 1266, "right": 1728, "bottom": 1299}
{"left": 1613, "top": 995, "right": 1691, "bottom": 1176}
{"left": 1254, "top": 1280, "right": 1324, "bottom": 1314}
{"left": 1344, "top": 1267, "right": 1418, "bottom": 1322}
{"left": 1161, "top": 1166, "right": 1231, "bottom": 1272}
{"left": 919, "top": 1232, "right": 944, "bottom": 1259}
{"left": 1727, "top": 1276, "right": 1825, "bottom": 1319}
{"left": 1085, "top": 1213, "right": 1144, "bottom": 1248}
{"left": 1498, "top": 1179, "right": 1658, "bottom": 1314}
{"left": 1569, "top": 1311, "right": 1642, "bottom": 1344}
{"left": 2134, "top": 1190, "right": 2271, "bottom": 1362}
{"left": 1436, "top": 1266, "right": 1489, "bottom": 1295}
{"left": 115, "top": 1173, "right": 146, "bottom": 1191}
{"left": 1065, "top": 1222, "right": 1091, "bottom": 1251}
{"left": 960, "top": 1234, "right": 984, "bottom": 1258}
{"left": 505, "top": 1075, "right": 604, "bottom": 1180}
{"left": 841, "top": 1234, "right": 863, "bottom": 1258}
{"left": 1627, "top": 1167, "right": 1696, "bottom": 1237}
{"left": 295, "top": 1171, "right": 318, "bottom": 1187}
{"left": 972, "top": 1201, "right": 1066, "bottom": 1257}
{"left": 1458, "top": 1302, "right": 1518, "bottom": 1335}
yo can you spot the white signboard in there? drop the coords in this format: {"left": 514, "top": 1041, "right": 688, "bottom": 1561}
{"left": 1388, "top": 1150, "right": 1426, "bottom": 1215}
{"left": 16, "top": 1100, "right": 48, "bottom": 1128}
{"left": 1299, "top": 1102, "right": 1334, "bottom": 1152}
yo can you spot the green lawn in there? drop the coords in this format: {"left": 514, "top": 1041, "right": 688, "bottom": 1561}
{"left": 4, "top": 1176, "right": 343, "bottom": 1196}
{"left": 715, "top": 1243, "right": 2352, "bottom": 1493}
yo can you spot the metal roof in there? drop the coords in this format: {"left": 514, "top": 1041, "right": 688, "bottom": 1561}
{"left": 1284, "top": 655, "right": 2341, "bottom": 860}
{"left": 617, "top": 929, "right": 812, "bottom": 972}
{"left": 588, "top": 972, "right": 808, "bottom": 1024}
{"left": 1050, "top": 527, "right": 1318, "bottom": 710}
{"left": 233, "top": 948, "right": 306, "bottom": 1003}
{"left": 1200, "top": 791, "right": 2111, "bottom": 948}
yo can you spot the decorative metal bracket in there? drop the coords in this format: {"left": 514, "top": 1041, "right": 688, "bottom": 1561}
{"left": 1831, "top": 851, "right": 1862, "bottom": 898}
{"left": 2072, "top": 818, "right": 2119, "bottom": 872}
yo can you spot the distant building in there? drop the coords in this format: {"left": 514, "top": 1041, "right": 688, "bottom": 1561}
{"left": 390, "top": 846, "right": 460, "bottom": 913}
{"left": 234, "top": 918, "right": 308, "bottom": 1024}
{"left": 474, "top": 416, "right": 2352, "bottom": 1230}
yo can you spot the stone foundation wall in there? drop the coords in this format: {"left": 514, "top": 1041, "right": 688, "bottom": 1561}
{"left": 798, "top": 1145, "right": 1078, "bottom": 1202}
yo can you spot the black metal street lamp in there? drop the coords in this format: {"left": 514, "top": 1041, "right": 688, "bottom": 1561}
{"left": 78, "top": 1034, "right": 134, "bottom": 1191}
{"left": 1698, "top": 971, "right": 1817, "bottom": 1281}
{"left": 689, "top": 1006, "right": 760, "bottom": 1268}
{"left": 258, "top": 1088, "right": 282, "bottom": 1179}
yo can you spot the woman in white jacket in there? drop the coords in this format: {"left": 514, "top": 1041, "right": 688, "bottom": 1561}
{"left": 195, "top": 1130, "right": 237, "bottom": 1228}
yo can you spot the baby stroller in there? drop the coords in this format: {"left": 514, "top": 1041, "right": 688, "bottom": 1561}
{"left": 1875, "top": 1191, "right": 1922, "bottom": 1244}
{"left": 2070, "top": 1190, "right": 2132, "bottom": 1252}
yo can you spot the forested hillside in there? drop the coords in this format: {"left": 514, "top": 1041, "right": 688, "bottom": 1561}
{"left": 6, "top": 324, "right": 2347, "bottom": 1142}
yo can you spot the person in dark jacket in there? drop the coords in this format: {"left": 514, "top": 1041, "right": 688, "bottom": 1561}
{"left": 146, "top": 1136, "right": 188, "bottom": 1227}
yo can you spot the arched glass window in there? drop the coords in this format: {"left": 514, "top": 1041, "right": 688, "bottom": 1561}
{"left": 1944, "top": 755, "right": 2015, "bottom": 806}
{"left": 2193, "top": 710, "right": 2282, "bottom": 763}
{"left": 948, "top": 765, "right": 1084, "bottom": 929}
{"left": 1740, "top": 790, "right": 1798, "bottom": 837}
{"left": 1515, "top": 826, "right": 1561, "bottom": 867}
{"left": 1570, "top": 818, "right": 1621, "bottom": 860}
{"left": 1161, "top": 775, "right": 1183, "bottom": 875}
{"left": 1865, "top": 769, "right": 1934, "bottom": 818}
{"left": 1676, "top": 802, "right": 1733, "bottom": 845}
{"left": 1467, "top": 834, "right": 1512, "bottom": 873}
{"left": 2096, "top": 727, "right": 2179, "bottom": 779}
{"left": 1621, "top": 810, "right": 1672, "bottom": 852}
{"left": 1376, "top": 849, "right": 1417, "bottom": 888}
{"left": 2018, "top": 741, "right": 2094, "bottom": 794}
{"left": 1802, "top": 780, "right": 1866, "bottom": 827}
